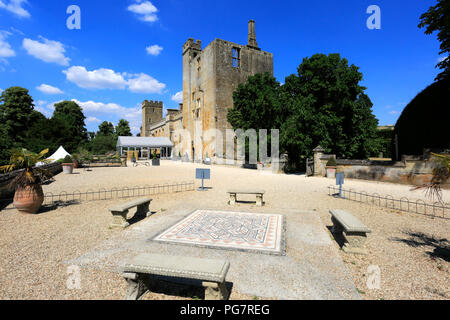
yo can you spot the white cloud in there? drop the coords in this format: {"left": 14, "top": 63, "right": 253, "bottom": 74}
{"left": 34, "top": 100, "right": 54, "bottom": 117}
{"left": 389, "top": 110, "right": 399, "bottom": 115}
{"left": 36, "top": 84, "right": 63, "bottom": 95}
{"left": 72, "top": 99, "right": 142, "bottom": 135}
{"left": 438, "top": 56, "right": 448, "bottom": 63}
{"left": 63, "top": 66, "right": 128, "bottom": 89}
{"left": 146, "top": 44, "right": 163, "bottom": 56}
{"left": 86, "top": 116, "right": 101, "bottom": 123}
{"left": 171, "top": 91, "right": 183, "bottom": 103}
{"left": 0, "top": 0, "right": 30, "bottom": 18}
{"left": 128, "top": 1, "right": 158, "bottom": 22}
{"left": 23, "top": 36, "right": 70, "bottom": 66}
{"left": 127, "top": 73, "right": 166, "bottom": 93}
{"left": 0, "top": 31, "right": 15, "bottom": 58}
{"left": 63, "top": 66, "right": 165, "bottom": 93}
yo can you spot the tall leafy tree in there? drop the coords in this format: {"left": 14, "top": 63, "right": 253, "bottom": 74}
{"left": 229, "top": 54, "right": 381, "bottom": 171}
{"left": 23, "top": 117, "right": 71, "bottom": 156}
{"left": 87, "top": 121, "right": 116, "bottom": 154}
{"left": 0, "top": 87, "right": 35, "bottom": 144}
{"left": 419, "top": 0, "right": 450, "bottom": 81}
{"left": 279, "top": 54, "right": 380, "bottom": 168}
{"left": 97, "top": 121, "right": 115, "bottom": 136}
{"left": 228, "top": 73, "right": 281, "bottom": 131}
{"left": 115, "top": 119, "right": 132, "bottom": 137}
{"left": 0, "top": 124, "right": 12, "bottom": 166}
{"left": 51, "top": 100, "right": 88, "bottom": 152}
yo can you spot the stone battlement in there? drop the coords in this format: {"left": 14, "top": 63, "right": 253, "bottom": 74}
{"left": 142, "top": 100, "right": 163, "bottom": 108}
{"left": 183, "top": 38, "right": 202, "bottom": 55}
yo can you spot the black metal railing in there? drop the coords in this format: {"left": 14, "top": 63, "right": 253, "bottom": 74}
{"left": 327, "top": 185, "right": 449, "bottom": 219}
{"left": 1, "top": 181, "right": 195, "bottom": 209}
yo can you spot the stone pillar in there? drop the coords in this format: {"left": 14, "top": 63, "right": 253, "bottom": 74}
{"left": 248, "top": 20, "right": 259, "bottom": 49}
{"left": 229, "top": 193, "right": 236, "bottom": 205}
{"left": 313, "top": 146, "right": 325, "bottom": 176}
{"left": 203, "top": 281, "right": 228, "bottom": 300}
{"left": 110, "top": 210, "right": 129, "bottom": 229}
{"left": 256, "top": 194, "right": 263, "bottom": 206}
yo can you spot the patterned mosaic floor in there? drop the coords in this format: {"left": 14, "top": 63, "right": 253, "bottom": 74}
{"left": 152, "top": 209, "right": 286, "bottom": 255}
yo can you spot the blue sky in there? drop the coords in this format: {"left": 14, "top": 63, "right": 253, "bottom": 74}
{"left": 0, "top": 0, "right": 445, "bottom": 134}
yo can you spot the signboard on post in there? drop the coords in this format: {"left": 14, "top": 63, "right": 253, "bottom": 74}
{"left": 336, "top": 172, "right": 344, "bottom": 198}
{"left": 196, "top": 168, "right": 211, "bottom": 191}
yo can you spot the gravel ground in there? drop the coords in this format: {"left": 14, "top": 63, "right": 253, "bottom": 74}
{"left": 0, "top": 161, "right": 448, "bottom": 300}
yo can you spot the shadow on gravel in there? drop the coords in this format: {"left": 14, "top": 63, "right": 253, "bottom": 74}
{"left": 391, "top": 231, "right": 450, "bottom": 262}
{"left": 146, "top": 276, "right": 234, "bottom": 300}
{"left": 327, "top": 226, "right": 346, "bottom": 249}
{"left": 127, "top": 211, "right": 157, "bottom": 225}
{"left": 38, "top": 200, "right": 81, "bottom": 214}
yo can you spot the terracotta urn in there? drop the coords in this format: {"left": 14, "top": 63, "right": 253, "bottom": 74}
{"left": 13, "top": 185, "right": 44, "bottom": 214}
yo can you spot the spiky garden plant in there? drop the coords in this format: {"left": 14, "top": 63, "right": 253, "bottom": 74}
{"left": 426, "top": 153, "right": 450, "bottom": 203}
{"left": 0, "top": 148, "right": 52, "bottom": 191}
{"left": 414, "top": 153, "right": 450, "bottom": 203}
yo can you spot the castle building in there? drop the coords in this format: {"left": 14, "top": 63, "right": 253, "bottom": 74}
{"left": 141, "top": 20, "right": 273, "bottom": 162}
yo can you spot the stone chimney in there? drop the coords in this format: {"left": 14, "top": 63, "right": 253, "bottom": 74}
{"left": 247, "top": 20, "right": 259, "bottom": 49}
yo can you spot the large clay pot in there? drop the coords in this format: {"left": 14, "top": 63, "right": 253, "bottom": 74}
{"left": 13, "top": 185, "right": 44, "bottom": 214}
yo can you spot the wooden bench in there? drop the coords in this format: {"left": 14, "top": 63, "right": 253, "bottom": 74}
{"left": 108, "top": 197, "right": 152, "bottom": 229}
{"left": 122, "top": 253, "right": 230, "bottom": 300}
{"left": 227, "top": 189, "right": 265, "bottom": 206}
{"left": 329, "top": 209, "right": 371, "bottom": 254}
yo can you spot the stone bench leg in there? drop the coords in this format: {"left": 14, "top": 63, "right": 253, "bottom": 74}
{"left": 110, "top": 210, "right": 130, "bottom": 229}
{"left": 136, "top": 202, "right": 151, "bottom": 218}
{"left": 330, "top": 216, "right": 344, "bottom": 234}
{"left": 342, "top": 232, "right": 368, "bottom": 255}
{"left": 203, "top": 281, "right": 228, "bottom": 300}
{"left": 256, "top": 194, "right": 263, "bottom": 206}
{"left": 229, "top": 193, "right": 236, "bottom": 205}
{"left": 123, "top": 272, "right": 150, "bottom": 300}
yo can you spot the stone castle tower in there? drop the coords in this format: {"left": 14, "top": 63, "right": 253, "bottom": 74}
{"left": 181, "top": 20, "right": 273, "bottom": 161}
{"left": 141, "top": 100, "right": 163, "bottom": 137}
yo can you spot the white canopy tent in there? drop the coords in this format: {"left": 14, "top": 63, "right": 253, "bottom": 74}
{"left": 46, "top": 146, "right": 71, "bottom": 162}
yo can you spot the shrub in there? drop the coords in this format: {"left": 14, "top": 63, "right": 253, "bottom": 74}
{"left": 63, "top": 155, "right": 73, "bottom": 163}
{"left": 326, "top": 157, "right": 337, "bottom": 166}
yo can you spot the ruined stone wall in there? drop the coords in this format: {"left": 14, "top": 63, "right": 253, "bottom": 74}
{"left": 214, "top": 39, "right": 273, "bottom": 161}
{"left": 181, "top": 37, "right": 273, "bottom": 162}
{"left": 182, "top": 38, "right": 216, "bottom": 162}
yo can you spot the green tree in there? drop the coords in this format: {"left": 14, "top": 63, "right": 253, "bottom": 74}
{"left": 87, "top": 121, "right": 117, "bottom": 154}
{"left": 279, "top": 54, "right": 380, "bottom": 169}
{"left": 0, "top": 124, "right": 12, "bottom": 166}
{"left": 51, "top": 101, "right": 88, "bottom": 152}
{"left": 0, "top": 86, "right": 35, "bottom": 144}
{"left": 115, "top": 119, "right": 132, "bottom": 137}
{"left": 97, "top": 121, "right": 115, "bottom": 136}
{"left": 23, "top": 117, "right": 71, "bottom": 156}
{"left": 228, "top": 73, "right": 281, "bottom": 131}
{"left": 227, "top": 73, "right": 281, "bottom": 160}
{"left": 419, "top": 0, "right": 450, "bottom": 81}
{"left": 393, "top": 79, "right": 450, "bottom": 158}
{"left": 89, "top": 134, "right": 117, "bottom": 154}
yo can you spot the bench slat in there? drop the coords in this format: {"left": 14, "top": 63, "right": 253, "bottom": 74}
{"left": 109, "top": 197, "right": 152, "bottom": 212}
{"left": 330, "top": 209, "right": 371, "bottom": 233}
{"left": 227, "top": 190, "right": 265, "bottom": 195}
{"left": 123, "top": 254, "right": 230, "bottom": 283}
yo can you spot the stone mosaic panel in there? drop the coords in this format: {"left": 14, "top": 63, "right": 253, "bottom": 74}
{"left": 152, "top": 210, "right": 285, "bottom": 255}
